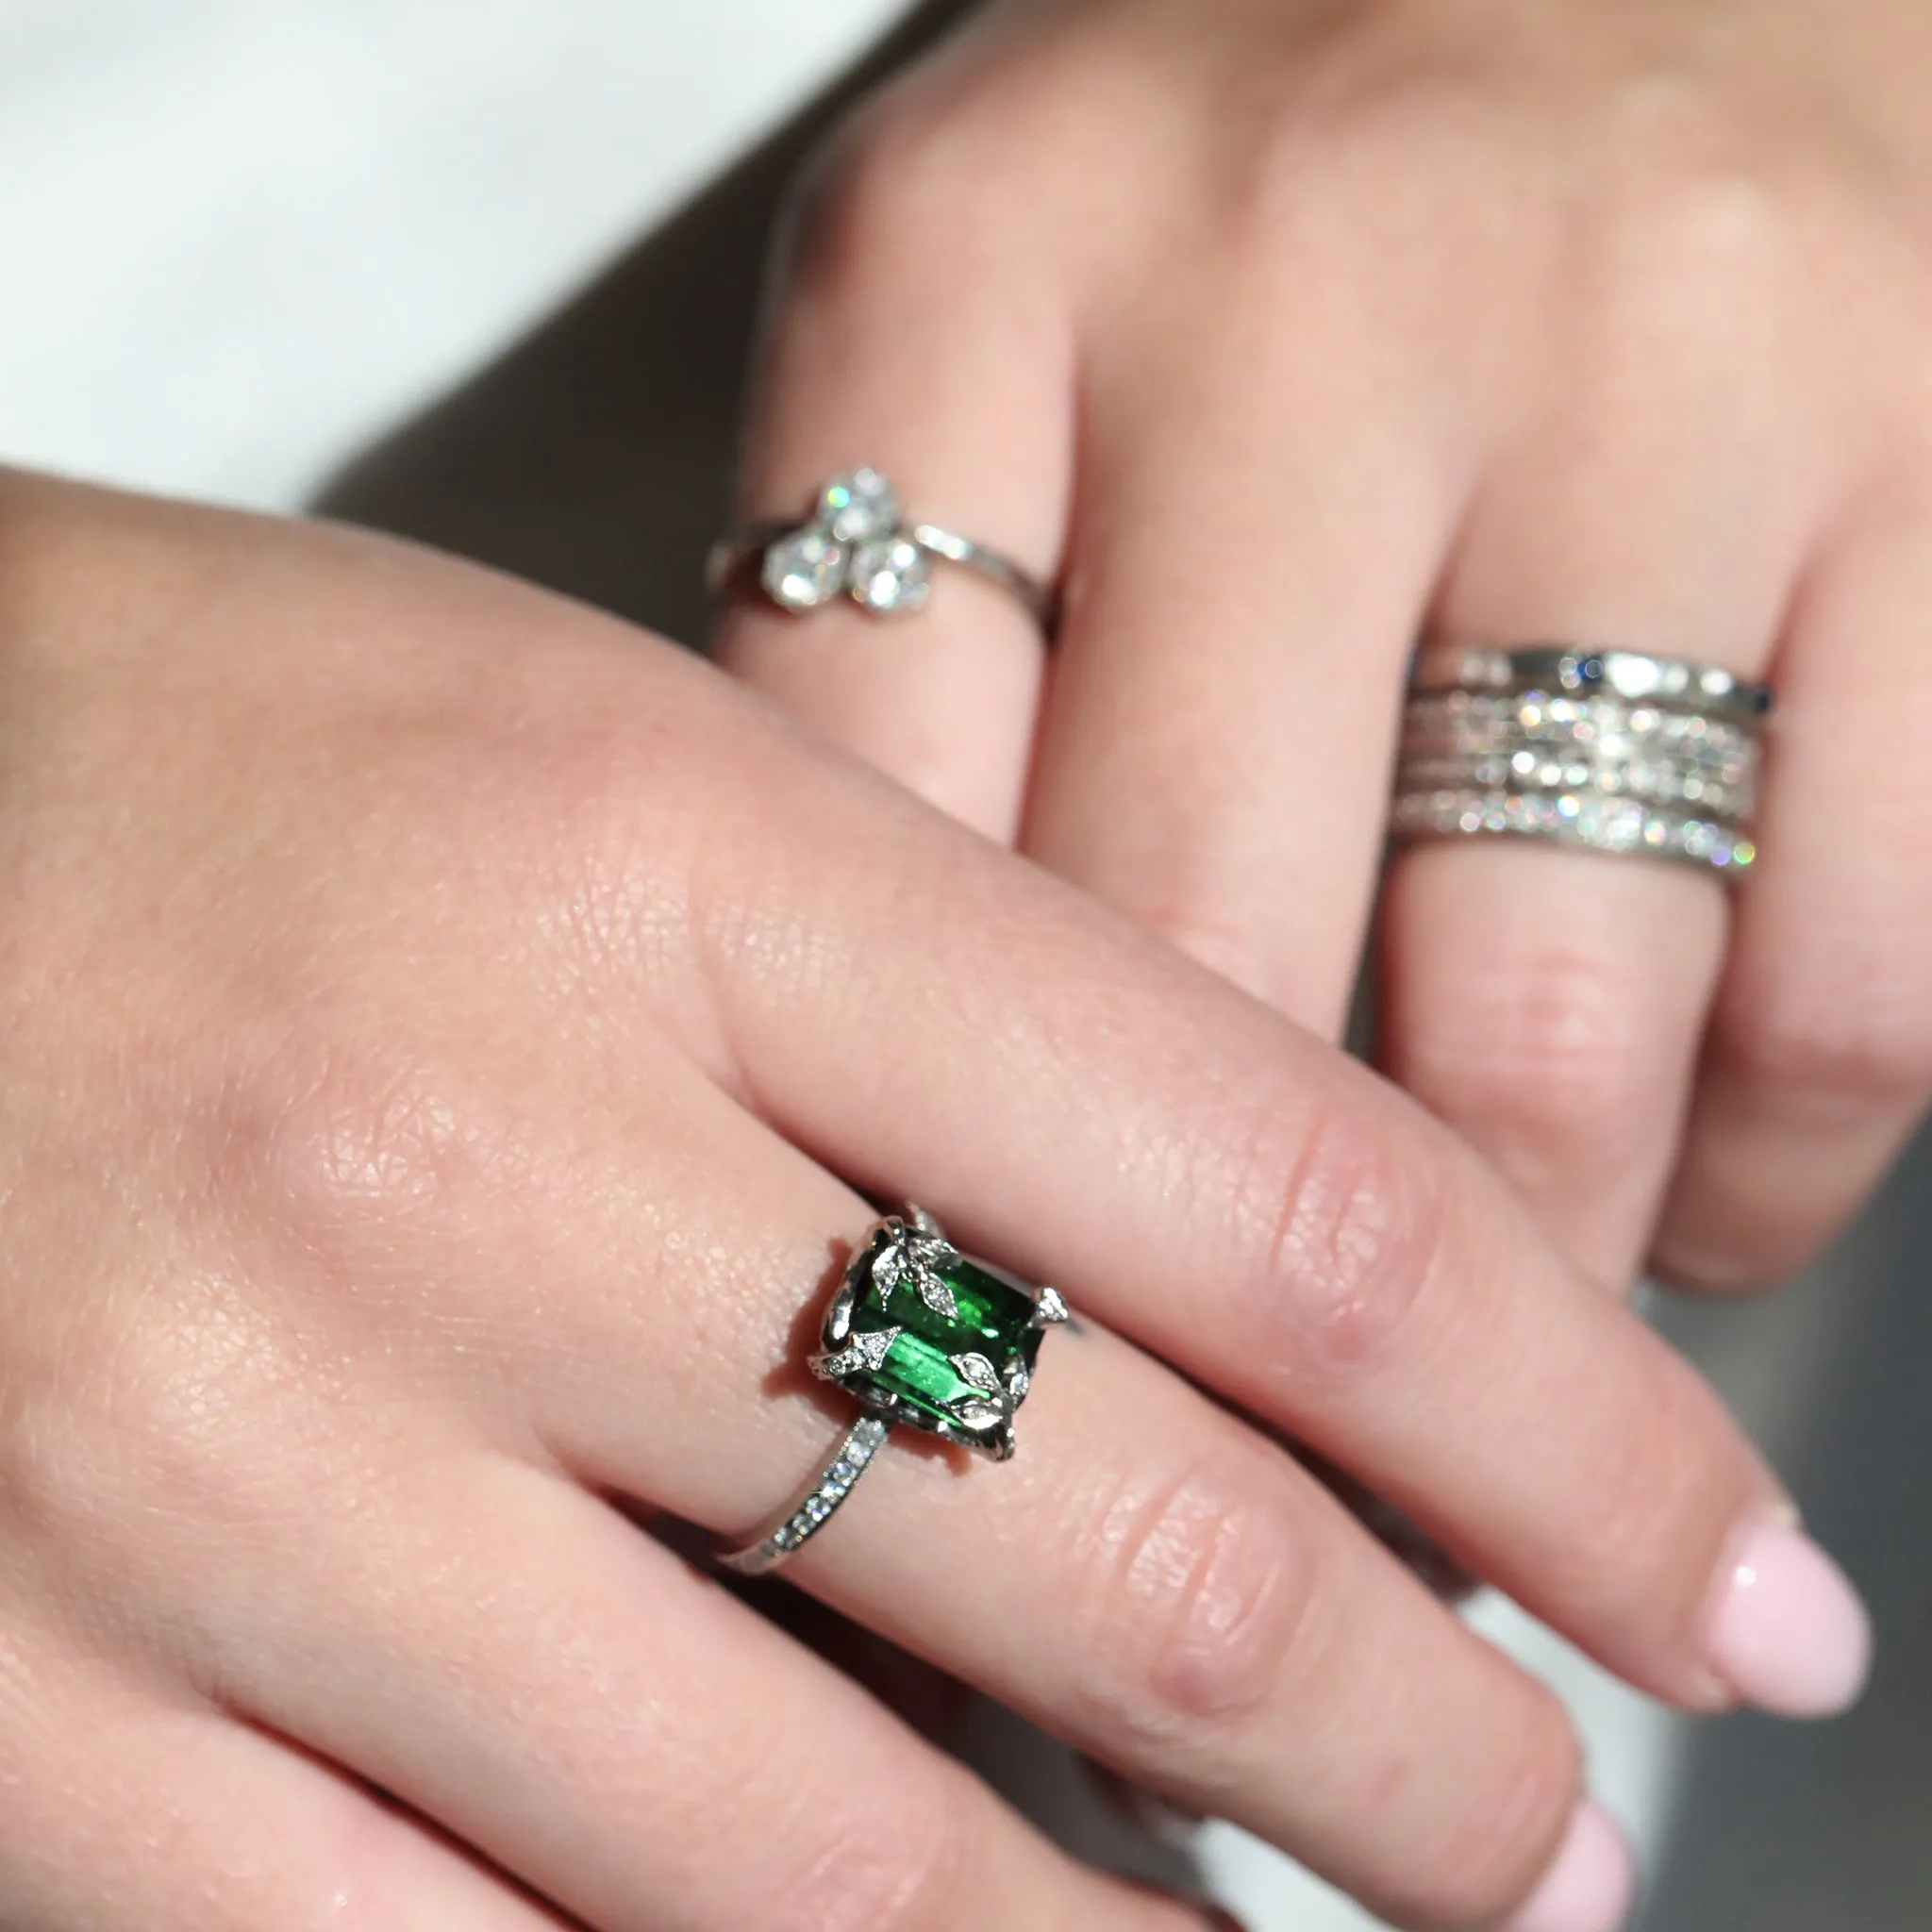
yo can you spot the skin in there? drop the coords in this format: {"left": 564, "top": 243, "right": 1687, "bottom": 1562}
{"left": 0, "top": 471, "right": 1792, "bottom": 1928}
{"left": 720, "top": 0, "right": 1932, "bottom": 1298}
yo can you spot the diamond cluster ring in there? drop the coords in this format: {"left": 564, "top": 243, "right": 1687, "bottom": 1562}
{"left": 707, "top": 468, "right": 1056, "bottom": 632}
{"left": 718, "top": 1208, "right": 1070, "bottom": 1578}
{"left": 1392, "top": 645, "right": 1774, "bottom": 878}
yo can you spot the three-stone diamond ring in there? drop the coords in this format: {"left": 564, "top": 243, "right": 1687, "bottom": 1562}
{"left": 1391, "top": 645, "right": 1774, "bottom": 879}
{"left": 707, "top": 468, "right": 1057, "bottom": 633}
{"left": 718, "top": 1208, "right": 1070, "bottom": 1578}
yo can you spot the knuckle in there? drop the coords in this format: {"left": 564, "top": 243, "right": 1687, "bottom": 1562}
{"left": 768, "top": 1782, "right": 972, "bottom": 1932}
{"left": 784, "top": 96, "right": 991, "bottom": 294}
{"left": 1396, "top": 941, "right": 1666, "bottom": 1169}
{"left": 1580, "top": 87, "right": 1802, "bottom": 320}
{"left": 1, "top": 1272, "right": 309, "bottom": 1600}
{"left": 1245, "top": 1083, "right": 1446, "bottom": 1378}
{"left": 1073, "top": 1447, "right": 1322, "bottom": 1757}
{"left": 1722, "top": 974, "right": 1932, "bottom": 1111}
{"left": 1233, "top": 63, "right": 1506, "bottom": 263}
{"left": 226, "top": 1026, "right": 517, "bottom": 1265}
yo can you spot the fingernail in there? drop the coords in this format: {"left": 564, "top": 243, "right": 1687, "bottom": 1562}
{"left": 1500, "top": 1800, "right": 1635, "bottom": 1932}
{"left": 1701, "top": 1516, "right": 1873, "bottom": 1718}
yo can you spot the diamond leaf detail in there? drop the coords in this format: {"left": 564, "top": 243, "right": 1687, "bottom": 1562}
{"left": 949, "top": 1398, "right": 1007, "bottom": 1431}
{"left": 950, "top": 1352, "right": 1004, "bottom": 1397}
{"left": 818, "top": 1326, "right": 900, "bottom": 1379}
{"left": 871, "top": 1243, "right": 908, "bottom": 1304}
{"left": 915, "top": 1270, "right": 960, "bottom": 1321}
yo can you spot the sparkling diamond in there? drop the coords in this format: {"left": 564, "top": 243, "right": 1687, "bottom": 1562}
{"left": 817, "top": 467, "right": 901, "bottom": 543}
{"left": 848, "top": 535, "right": 934, "bottom": 615}
{"left": 761, "top": 528, "right": 845, "bottom": 611}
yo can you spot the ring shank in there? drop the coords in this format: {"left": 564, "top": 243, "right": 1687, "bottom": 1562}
{"left": 717, "top": 1413, "right": 891, "bottom": 1578}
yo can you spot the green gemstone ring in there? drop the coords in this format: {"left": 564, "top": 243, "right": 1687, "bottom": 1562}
{"left": 719, "top": 1208, "right": 1070, "bottom": 1576}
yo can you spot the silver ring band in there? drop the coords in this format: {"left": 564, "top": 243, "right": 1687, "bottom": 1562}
{"left": 1409, "top": 643, "right": 1773, "bottom": 725}
{"left": 707, "top": 468, "right": 1055, "bottom": 632}
{"left": 718, "top": 1412, "right": 892, "bottom": 1578}
{"left": 1394, "top": 646, "right": 1770, "bottom": 878}
{"left": 1391, "top": 787, "right": 1758, "bottom": 874}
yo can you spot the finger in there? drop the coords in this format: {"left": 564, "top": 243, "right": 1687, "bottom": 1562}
{"left": 618, "top": 693, "right": 1858, "bottom": 1722}
{"left": 1379, "top": 841, "right": 1728, "bottom": 1291}
{"left": 714, "top": 110, "right": 1074, "bottom": 841}
{"left": 1378, "top": 257, "right": 1822, "bottom": 1288}
{"left": 515, "top": 1101, "right": 1609, "bottom": 1932}
{"left": 231, "top": 1040, "right": 1611, "bottom": 1932}
{"left": 1024, "top": 275, "right": 1455, "bottom": 1034}
{"left": 0, "top": 1619, "right": 565, "bottom": 1930}
{"left": 182, "top": 1448, "right": 1213, "bottom": 1932}
{"left": 1654, "top": 490, "right": 1932, "bottom": 1288}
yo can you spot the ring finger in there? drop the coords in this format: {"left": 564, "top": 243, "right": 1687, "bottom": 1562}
{"left": 1377, "top": 296, "right": 1832, "bottom": 1291}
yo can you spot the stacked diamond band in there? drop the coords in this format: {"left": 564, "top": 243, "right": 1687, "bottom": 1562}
{"left": 1391, "top": 646, "right": 1773, "bottom": 878}
{"left": 708, "top": 467, "right": 1056, "bottom": 632}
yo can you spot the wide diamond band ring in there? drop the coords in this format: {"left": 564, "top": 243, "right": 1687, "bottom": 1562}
{"left": 1391, "top": 646, "right": 1774, "bottom": 878}
{"left": 707, "top": 468, "right": 1056, "bottom": 632}
{"left": 719, "top": 1208, "right": 1070, "bottom": 1578}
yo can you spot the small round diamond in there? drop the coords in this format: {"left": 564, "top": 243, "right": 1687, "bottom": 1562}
{"left": 761, "top": 529, "right": 845, "bottom": 611}
{"left": 817, "top": 467, "right": 901, "bottom": 543}
{"left": 848, "top": 536, "right": 933, "bottom": 615}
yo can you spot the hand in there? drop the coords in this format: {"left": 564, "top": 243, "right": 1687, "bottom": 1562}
{"left": 0, "top": 473, "right": 1858, "bottom": 1930}
{"left": 720, "top": 0, "right": 1932, "bottom": 1295}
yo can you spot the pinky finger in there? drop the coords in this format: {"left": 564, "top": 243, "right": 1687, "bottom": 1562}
{"left": 1655, "top": 496, "right": 1932, "bottom": 1290}
{"left": 0, "top": 1620, "right": 569, "bottom": 1930}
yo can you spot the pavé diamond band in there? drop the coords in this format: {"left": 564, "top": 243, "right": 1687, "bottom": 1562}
{"left": 719, "top": 1208, "right": 1070, "bottom": 1578}
{"left": 707, "top": 468, "right": 1056, "bottom": 632}
{"left": 1392, "top": 647, "right": 1774, "bottom": 878}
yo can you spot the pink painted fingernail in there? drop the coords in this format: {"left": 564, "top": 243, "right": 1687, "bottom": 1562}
{"left": 1500, "top": 1800, "right": 1635, "bottom": 1932}
{"left": 1702, "top": 1517, "right": 1872, "bottom": 1719}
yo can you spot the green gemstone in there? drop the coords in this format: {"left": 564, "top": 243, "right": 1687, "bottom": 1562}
{"left": 827, "top": 1224, "right": 1042, "bottom": 1445}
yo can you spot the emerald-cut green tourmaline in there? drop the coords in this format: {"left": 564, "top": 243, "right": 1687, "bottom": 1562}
{"left": 834, "top": 1225, "right": 1041, "bottom": 1439}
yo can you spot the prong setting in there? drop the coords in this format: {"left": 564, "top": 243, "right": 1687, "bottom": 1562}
{"left": 1032, "top": 1286, "right": 1070, "bottom": 1327}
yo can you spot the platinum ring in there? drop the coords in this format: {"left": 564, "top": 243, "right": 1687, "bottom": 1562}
{"left": 1393, "top": 645, "right": 1772, "bottom": 879}
{"left": 1408, "top": 643, "right": 1773, "bottom": 725}
{"left": 707, "top": 468, "right": 1056, "bottom": 632}
{"left": 719, "top": 1207, "right": 1070, "bottom": 1577}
